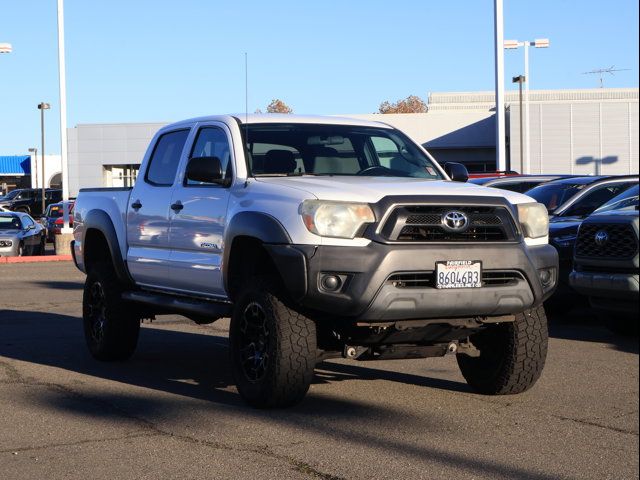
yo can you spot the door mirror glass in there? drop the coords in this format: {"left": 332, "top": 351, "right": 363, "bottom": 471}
{"left": 185, "top": 156, "right": 224, "bottom": 185}
{"left": 443, "top": 162, "right": 469, "bottom": 183}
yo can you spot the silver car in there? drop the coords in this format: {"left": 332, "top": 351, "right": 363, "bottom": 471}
{"left": 0, "top": 212, "right": 46, "bottom": 257}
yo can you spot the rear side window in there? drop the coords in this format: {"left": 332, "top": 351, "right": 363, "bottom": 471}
{"left": 145, "top": 129, "right": 190, "bottom": 186}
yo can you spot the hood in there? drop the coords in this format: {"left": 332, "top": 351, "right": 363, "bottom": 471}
{"left": 0, "top": 230, "right": 21, "bottom": 237}
{"left": 590, "top": 209, "right": 639, "bottom": 218}
{"left": 255, "top": 176, "right": 535, "bottom": 205}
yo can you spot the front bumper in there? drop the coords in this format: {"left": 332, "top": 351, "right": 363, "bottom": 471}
{"left": 267, "top": 242, "right": 558, "bottom": 321}
{"left": 0, "top": 239, "right": 19, "bottom": 257}
{"left": 569, "top": 270, "right": 639, "bottom": 299}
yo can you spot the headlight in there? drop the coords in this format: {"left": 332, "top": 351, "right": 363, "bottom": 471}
{"left": 300, "top": 200, "right": 375, "bottom": 238}
{"left": 517, "top": 203, "right": 549, "bottom": 239}
{"left": 0, "top": 240, "right": 12, "bottom": 247}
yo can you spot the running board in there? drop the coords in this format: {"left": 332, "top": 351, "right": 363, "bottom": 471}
{"left": 122, "top": 291, "right": 232, "bottom": 320}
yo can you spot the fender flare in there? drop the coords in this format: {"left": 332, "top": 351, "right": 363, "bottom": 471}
{"left": 222, "top": 211, "right": 292, "bottom": 293}
{"left": 83, "top": 209, "right": 134, "bottom": 287}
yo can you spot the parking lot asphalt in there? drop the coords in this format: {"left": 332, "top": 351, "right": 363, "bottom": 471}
{"left": 0, "top": 262, "right": 638, "bottom": 480}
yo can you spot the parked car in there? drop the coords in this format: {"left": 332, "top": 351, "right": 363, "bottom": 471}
{"left": 42, "top": 201, "right": 75, "bottom": 242}
{"left": 0, "top": 188, "right": 63, "bottom": 217}
{"left": 569, "top": 187, "right": 639, "bottom": 335}
{"left": 72, "top": 114, "right": 558, "bottom": 408}
{"left": 470, "top": 174, "right": 574, "bottom": 193}
{"left": 526, "top": 176, "right": 638, "bottom": 297}
{"left": 0, "top": 211, "right": 46, "bottom": 257}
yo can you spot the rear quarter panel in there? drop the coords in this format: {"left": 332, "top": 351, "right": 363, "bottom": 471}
{"left": 73, "top": 188, "right": 132, "bottom": 272}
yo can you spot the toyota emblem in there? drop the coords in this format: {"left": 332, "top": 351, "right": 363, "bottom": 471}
{"left": 594, "top": 230, "right": 609, "bottom": 246}
{"left": 442, "top": 211, "right": 469, "bottom": 232}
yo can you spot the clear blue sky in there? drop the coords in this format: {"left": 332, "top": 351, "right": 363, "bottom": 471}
{"left": 1, "top": 0, "right": 638, "bottom": 154}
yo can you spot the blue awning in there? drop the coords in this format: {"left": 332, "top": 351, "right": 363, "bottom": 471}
{"left": 0, "top": 156, "right": 31, "bottom": 175}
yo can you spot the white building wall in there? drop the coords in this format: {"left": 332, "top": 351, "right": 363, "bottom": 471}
{"left": 509, "top": 100, "right": 639, "bottom": 175}
{"left": 29, "top": 154, "right": 62, "bottom": 188}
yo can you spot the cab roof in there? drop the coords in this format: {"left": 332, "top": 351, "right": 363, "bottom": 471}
{"left": 164, "top": 114, "right": 392, "bottom": 130}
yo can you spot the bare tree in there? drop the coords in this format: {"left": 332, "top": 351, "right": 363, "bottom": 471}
{"left": 378, "top": 95, "right": 427, "bottom": 114}
{"left": 266, "top": 99, "right": 293, "bottom": 114}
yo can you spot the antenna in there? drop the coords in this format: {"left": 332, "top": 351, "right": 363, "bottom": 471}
{"left": 244, "top": 52, "right": 248, "bottom": 125}
{"left": 582, "top": 65, "right": 630, "bottom": 88}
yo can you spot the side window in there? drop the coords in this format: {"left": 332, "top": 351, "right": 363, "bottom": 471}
{"left": 187, "top": 127, "right": 232, "bottom": 185}
{"left": 564, "top": 183, "right": 630, "bottom": 217}
{"left": 22, "top": 216, "right": 34, "bottom": 229}
{"left": 145, "top": 129, "right": 190, "bottom": 186}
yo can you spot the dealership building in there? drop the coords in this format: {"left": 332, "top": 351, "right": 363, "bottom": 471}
{"left": 45, "top": 87, "right": 637, "bottom": 196}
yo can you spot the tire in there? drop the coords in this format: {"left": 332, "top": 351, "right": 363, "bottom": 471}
{"left": 229, "top": 276, "right": 317, "bottom": 408}
{"left": 82, "top": 261, "right": 140, "bottom": 361}
{"left": 457, "top": 306, "right": 548, "bottom": 395}
{"left": 37, "top": 237, "right": 46, "bottom": 255}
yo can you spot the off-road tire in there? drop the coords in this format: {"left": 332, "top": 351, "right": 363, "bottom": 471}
{"left": 36, "top": 237, "right": 46, "bottom": 255}
{"left": 457, "top": 306, "right": 548, "bottom": 395}
{"left": 229, "top": 276, "right": 317, "bottom": 408}
{"left": 82, "top": 261, "right": 140, "bottom": 361}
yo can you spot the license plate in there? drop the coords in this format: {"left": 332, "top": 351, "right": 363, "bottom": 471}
{"left": 436, "top": 261, "right": 482, "bottom": 289}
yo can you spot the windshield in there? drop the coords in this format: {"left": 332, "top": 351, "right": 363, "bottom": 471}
{"left": 245, "top": 124, "right": 443, "bottom": 179}
{"left": 1, "top": 190, "right": 22, "bottom": 201}
{"left": 0, "top": 216, "right": 22, "bottom": 230}
{"left": 526, "top": 182, "right": 588, "bottom": 212}
{"left": 594, "top": 185, "right": 639, "bottom": 213}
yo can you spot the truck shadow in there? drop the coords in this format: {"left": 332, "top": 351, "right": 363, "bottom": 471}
{"left": 0, "top": 308, "right": 581, "bottom": 480}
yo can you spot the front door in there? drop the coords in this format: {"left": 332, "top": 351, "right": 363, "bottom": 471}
{"left": 126, "top": 128, "right": 191, "bottom": 289}
{"left": 166, "top": 123, "right": 233, "bottom": 298}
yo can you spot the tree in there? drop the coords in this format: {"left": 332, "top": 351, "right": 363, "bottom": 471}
{"left": 378, "top": 95, "right": 427, "bottom": 114}
{"left": 266, "top": 99, "right": 293, "bottom": 114}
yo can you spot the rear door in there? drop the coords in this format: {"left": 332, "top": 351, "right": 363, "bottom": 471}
{"left": 126, "top": 128, "right": 191, "bottom": 289}
{"left": 165, "top": 122, "right": 234, "bottom": 297}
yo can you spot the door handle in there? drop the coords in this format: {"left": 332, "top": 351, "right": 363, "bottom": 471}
{"left": 171, "top": 201, "right": 184, "bottom": 212}
{"left": 131, "top": 200, "right": 142, "bottom": 210}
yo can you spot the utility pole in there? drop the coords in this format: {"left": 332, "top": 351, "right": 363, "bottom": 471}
{"left": 38, "top": 102, "right": 50, "bottom": 215}
{"left": 512, "top": 76, "right": 525, "bottom": 173}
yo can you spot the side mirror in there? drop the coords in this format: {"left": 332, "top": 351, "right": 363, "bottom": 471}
{"left": 185, "top": 156, "right": 224, "bottom": 184}
{"left": 25, "top": 224, "right": 35, "bottom": 231}
{"left": 444, "top": 162, "right": 469, "bottom": 183}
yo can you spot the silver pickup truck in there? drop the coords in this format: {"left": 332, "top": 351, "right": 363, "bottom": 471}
{"left": 72, "top": 114, "right": 558, "bottom": 408}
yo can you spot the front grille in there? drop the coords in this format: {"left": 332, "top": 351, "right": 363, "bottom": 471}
{"left": 380, "top": 205, "right": 516, "bottom": 242}
{"left": 576, "top": 224, "right": 638, "bottom": 259}
{"left": 388, "top": 270, "right": 524, "bottom": 289}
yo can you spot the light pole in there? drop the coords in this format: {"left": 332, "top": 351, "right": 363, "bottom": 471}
{"left": 504, "top": 38, "right": 550, "bottom": 174}
{"left": 512, "top": 76, "right": 525, "bottom": 173}
{"left": 28, "top": 148, "right": 38, "bottom": 190}
{"left": 493, "top": 0, "right": 507, "bottom": 172}
{"left": 57, "top": 0, "right": 71, "bottom": 232}
{"left": 38, "top": 102, "right": 50, "bottom": 215}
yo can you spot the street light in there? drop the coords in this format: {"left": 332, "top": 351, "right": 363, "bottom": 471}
{"left": 38, "top": 102, "right": 51, "bottom": 216}
{"left": 28, "top": 148, "right": 38, "bottom": 190}
{"left": 504, "top": 38, "right": 550, "bottom": 174}
{"left": 0, "top": 42, "right": 12, "bottom": 54}
{"left": 512, "top": 76, "right": 526, "bottom": 173}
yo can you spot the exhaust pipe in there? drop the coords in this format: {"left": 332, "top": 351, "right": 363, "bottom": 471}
{"left": 447, "top": 342, "right": 457, "bottom": 354}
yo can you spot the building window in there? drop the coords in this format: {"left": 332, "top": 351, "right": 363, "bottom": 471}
{"left": 104, "top": 164, "right": 140, "bottom": 188}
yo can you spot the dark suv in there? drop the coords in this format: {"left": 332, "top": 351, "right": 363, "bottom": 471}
{"left": 570, "top": 185, "right": 639, "bottom": 335}
{"left": 0, "top": 189, "right": 62, "bottom": 217}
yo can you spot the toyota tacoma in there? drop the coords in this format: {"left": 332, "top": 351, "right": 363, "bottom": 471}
{"left": 71, "top": 114, "right": 558, "bottom": 407}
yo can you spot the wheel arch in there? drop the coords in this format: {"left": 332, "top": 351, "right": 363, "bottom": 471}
{"left": 82, "top": 209, "right": 134, "bottom": 288}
